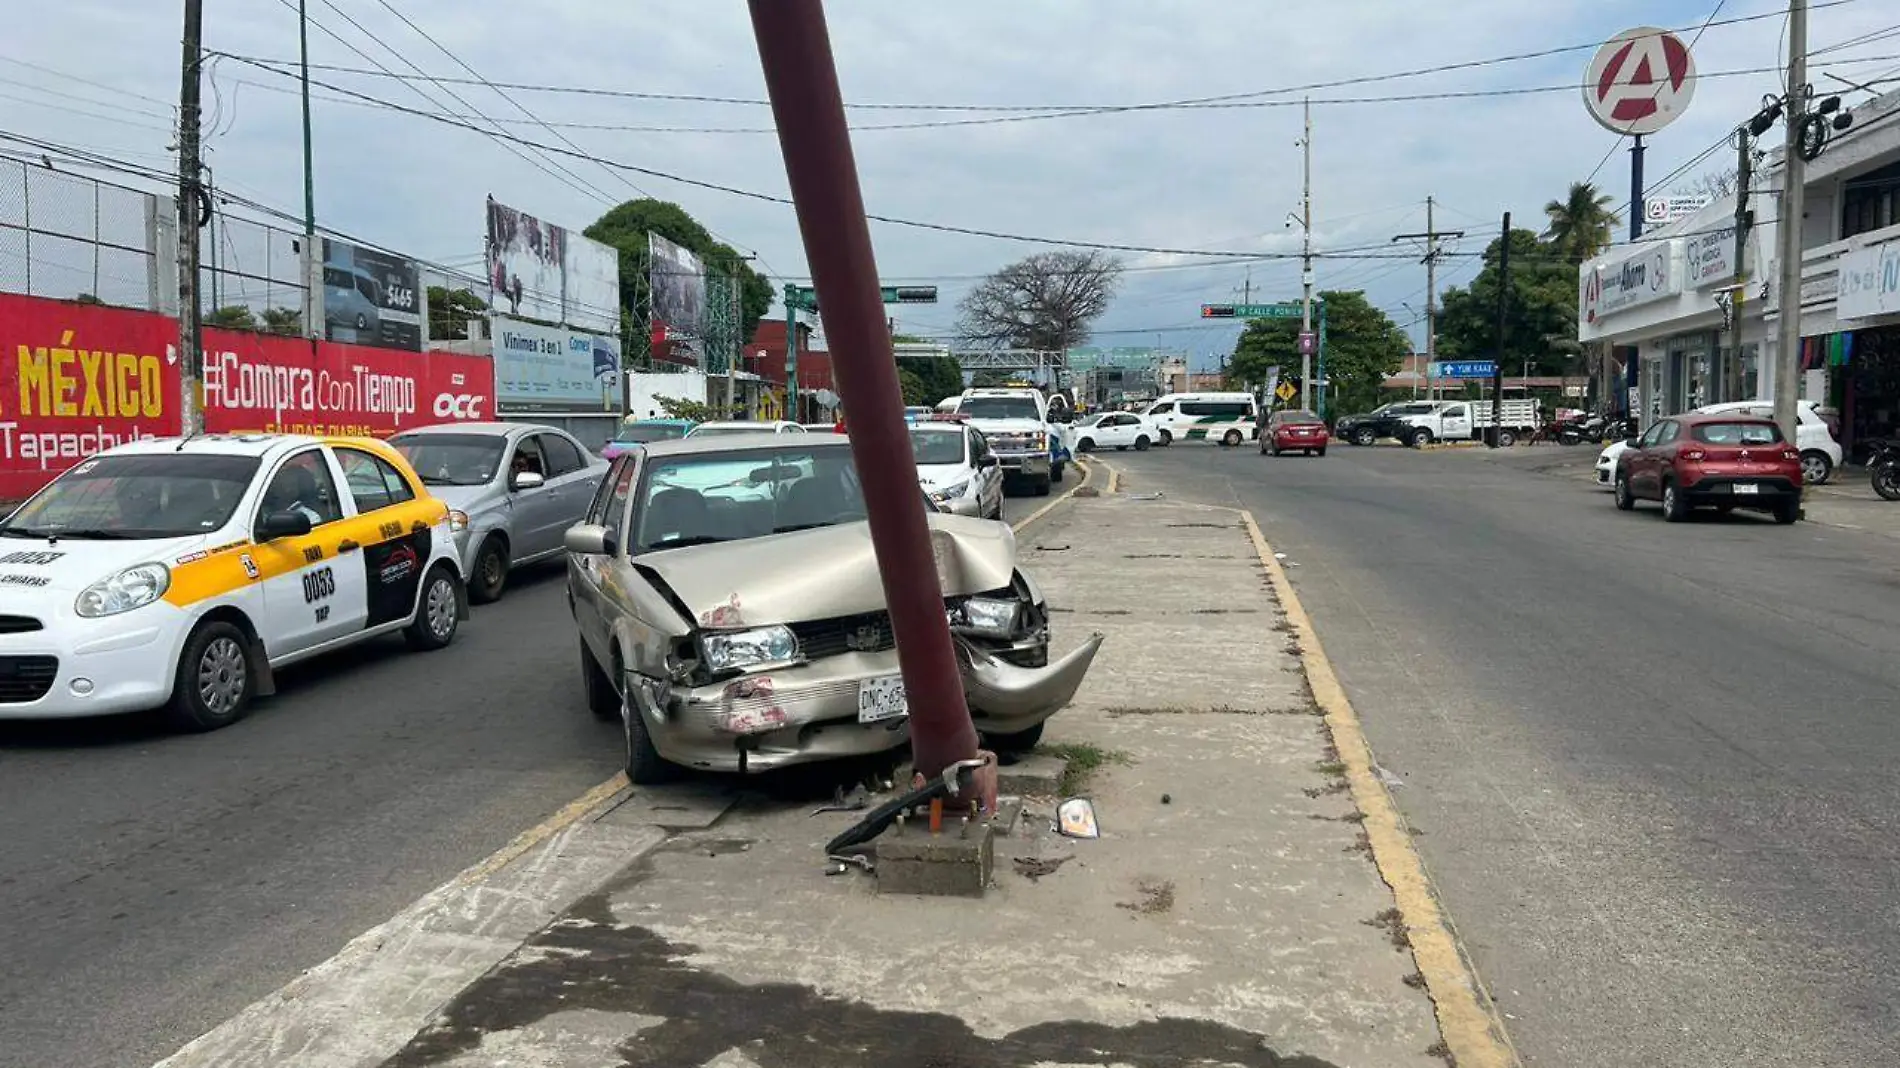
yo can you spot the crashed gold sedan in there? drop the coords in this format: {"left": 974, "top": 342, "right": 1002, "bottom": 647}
{"left": 564, "top": 434, "right": 1101, "bottom": 783}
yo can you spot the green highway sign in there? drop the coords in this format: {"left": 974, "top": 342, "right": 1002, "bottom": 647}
{"left": 785, "top": 284, "right": 939, "bottom": 313}
{"left": 1200, "top": 302, "right": 1309, "bottom": 320}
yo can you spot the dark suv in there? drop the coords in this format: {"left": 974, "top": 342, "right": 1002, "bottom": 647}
{"left": 1334, "top": 402, "right": 1435, "bottom": 447}
{"left": 1612, "top": 413, "right": 1803, "bottom": 524}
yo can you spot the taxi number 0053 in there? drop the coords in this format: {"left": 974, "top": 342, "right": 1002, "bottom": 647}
{"left": 302, "top": 566, "right": 336, "bottom": 604}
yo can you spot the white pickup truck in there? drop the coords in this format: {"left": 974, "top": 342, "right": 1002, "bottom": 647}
{"left": 948, "top": 387, "right": 1064, "bottom": 496}
{"left": 1396, "top": 399, "right": 1542, "bottom": 447}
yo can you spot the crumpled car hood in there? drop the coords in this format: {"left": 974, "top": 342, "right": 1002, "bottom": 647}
{"left": 636, "top": 514, "right": 1018, "bottom": 629}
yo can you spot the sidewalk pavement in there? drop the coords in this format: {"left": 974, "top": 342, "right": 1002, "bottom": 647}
{"left": 157, "top": 474, "right": 1496, "bottom": 1068}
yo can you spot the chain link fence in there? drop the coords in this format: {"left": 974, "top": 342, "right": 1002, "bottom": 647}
{"left": 202, "top": 205, "right": 308, "bottom": 332}
{"left": 0, "top": 157, "right": 168, "bottom": 311}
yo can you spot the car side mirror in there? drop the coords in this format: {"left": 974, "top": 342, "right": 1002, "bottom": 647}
{"left": 257, "top": 510, "right": 313, "bottom": 541}
{"left": 1624, "top": 437, "right": 1641, "bottom": 449}
{"left": 980, "top": 455, "right": 1000, "bottom": 469}
{"left": 564, "top": 523, "right": 616, "bottom": 556}
{"left": 511, "top": 470, "right": 545, "bottom": 491}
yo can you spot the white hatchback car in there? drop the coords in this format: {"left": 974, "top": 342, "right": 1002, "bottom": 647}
{"left": 1595, "top": 401, "right": 1842, "bottom": 488}
{"left": 0, "top": 435, "right": 468, "bottom": 731}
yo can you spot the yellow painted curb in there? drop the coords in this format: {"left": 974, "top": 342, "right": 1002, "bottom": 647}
{"left": 1105, "top": 461, "right": 1122, "bottom": 494}
{"left": 1239, "top": 510, "right": 1520, "bottom": 1068}
{"left": 1011, "top": 458, "right": 1096, "bottom": 533}
{"left": 457, "top": 772, "right": 629, "bottom": 887}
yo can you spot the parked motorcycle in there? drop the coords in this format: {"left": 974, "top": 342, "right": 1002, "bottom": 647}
{"left": 1868, "top": 439, "right": 1900, "bottom": 500}
{"left": 1556, "top": 413, "right": 1627, "bottom": 446}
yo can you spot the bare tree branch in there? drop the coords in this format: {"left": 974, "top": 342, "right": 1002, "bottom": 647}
{"left": 956, "top": 250, "right": 1123, "bottom": 350}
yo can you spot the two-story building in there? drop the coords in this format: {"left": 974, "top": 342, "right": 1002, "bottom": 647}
{"left": 1579, "top": 86, "right": 1900, "bottom": 460}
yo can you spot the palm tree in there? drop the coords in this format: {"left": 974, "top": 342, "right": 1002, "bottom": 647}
{"left": 1543, "top": 182, "right": 1620, "bottom": 262}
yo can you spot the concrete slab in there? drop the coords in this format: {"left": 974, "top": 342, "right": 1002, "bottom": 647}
{"left": 995, "top": 752, "right": 1068, "bottom": 797}
{"left": 874, "top": 822, "right": 996, "bottom": 897}
{"left": 373, "top": 493, "right": 1446, "bottom": 1068}
{"left": 592, "top": 782, "right": 740, "bottom": 831}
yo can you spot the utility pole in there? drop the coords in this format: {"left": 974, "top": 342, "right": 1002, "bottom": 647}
{"left": 176, "top": 0, "right": 205, "bottom": 436}
{"left": 1772, "top": 0, "right": 1809, "bottom": 445}
{"left": 298, "top": 0, "right": 319, "bottom": 339}
{"left": 1394, "top": 195, "right": 1463, "bottom": 404}
{"left": 782, "top": 282, "right": 799, "bottom": 422}
{"left": 1491, "top": 211, "right": 1510, "bottom": 445}
{"left": 1728, "top": 126, "right": 1755, "bottom": 403}
{"left": 1299, "top": 97, "right": 1314, "bottom": 412}
{"left": 725, "top": 269, "right": 740, "bottom": 418}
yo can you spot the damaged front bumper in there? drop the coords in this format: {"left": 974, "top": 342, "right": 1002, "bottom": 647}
{"left": 635, "top": 631, "right": 1102, "bottom": 774}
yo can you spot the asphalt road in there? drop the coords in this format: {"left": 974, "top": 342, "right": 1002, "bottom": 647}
{"left": 1098, "top": 441, "right": 1900, "bottom": 1068}
{"left": 0, "top": 483, "right": 1056, "bottom": 1068}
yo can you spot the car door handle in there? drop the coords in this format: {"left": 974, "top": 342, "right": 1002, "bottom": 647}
{"left": 337, "top": 539, "right": 360, "bottom": 553}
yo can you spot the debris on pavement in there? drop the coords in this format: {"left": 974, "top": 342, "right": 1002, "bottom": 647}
{"left": 1373, "top": 764, "right": 1406, "bottom": 789}
{"left": 1012, "top": 855, "right": 1072, "bottom": 881}
{"left": 811, "top": 784, "right": 870, "bottom": 816}
{"left": 1057, "top": 798, "right": 1101, "bottom": 839}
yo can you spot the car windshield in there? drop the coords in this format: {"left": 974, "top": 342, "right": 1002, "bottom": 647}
{"left": 0, "top": 453, "right": 259, "bottom": 539}
{"left": 689, "top": 425, "right": 778, "bottom": 438}
{"left": 614, "top": 423, "right": 688, "bottom": 445}
{"left": 634, "top": 446, "right": 866, "bottom": 553}
{"left": 910, "top": 429, "right": 966, "bottom": 465}
{"left": 959, "top": 396, "right": 1041, "bottom": 420}
{"left": 1693, "top": 421, "right": 1783, "bottom": 446}
{"left": 392, "top": 434, "right": 506, "bottom": 486}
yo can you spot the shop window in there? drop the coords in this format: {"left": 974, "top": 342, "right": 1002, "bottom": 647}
{"left": 1841, "top": 160, "right": 1900, "bottom": 241}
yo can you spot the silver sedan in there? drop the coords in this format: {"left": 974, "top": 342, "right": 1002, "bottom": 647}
{"left": 391, "top": 422, "right": 608, "bottom": 603}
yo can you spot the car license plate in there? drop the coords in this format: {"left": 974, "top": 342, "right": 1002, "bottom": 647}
{"left": 1733, "top": 483, "right": 1759, "bottom": 495}
{"left": 858, "top": 675, "right": 908, "bottom": 723}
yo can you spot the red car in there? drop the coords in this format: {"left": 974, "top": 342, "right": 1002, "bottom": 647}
{"left": 1612, "top": 412, "right": 1802, "bottom": 524}
{"left": 1262, "top": 410, "right": 1330, "bottom": 457}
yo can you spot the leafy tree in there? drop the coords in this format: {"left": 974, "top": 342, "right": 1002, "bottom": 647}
{"left": 74, "top": 292, "right": 104, "bottom": 305}
{"left": 584, "top": 199, "right": 771, "bottom": 367}
{"left": 956, "top": 250, "right": 1122, "bottom": 350}
{"left": 970, "top": 370, "right": 1013, "bottom": 388}
{"left": 1542, "top": 181, "right": 1619, "bottom": 263}
{"left": 909, "top": 356, "right": 965, "bottom": 406}
{"left": 428, "top": 285, "right": 488, "bottom": 340}
{"left": 898, "top": 368, "right": 931, "bottom": 407}
{"left": 204, "top": 305, "right": 257, "bottom": 331}
{"left": 653, "top": 393, "right": 719, "bottom": 422}
{"left": 262, "top": 307, "right": 302, "bottom": 336}
{"left": 1435, "top": 229, "right": 1580, "bottom": 378}
{"left": 1226, "top": 290, "right": 1409, "bottom": 416}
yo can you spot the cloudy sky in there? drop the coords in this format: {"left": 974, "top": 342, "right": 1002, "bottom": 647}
{"left": 6, "top": 0, "right": 1899, "bottom": 369}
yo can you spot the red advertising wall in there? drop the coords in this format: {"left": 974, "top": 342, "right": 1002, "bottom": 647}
{"left": 1, "top": 292, "right": 494, "bottom": 502}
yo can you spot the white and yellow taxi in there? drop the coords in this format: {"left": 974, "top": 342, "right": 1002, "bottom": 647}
{"left": 0, "top": 434, "right": 469, "bottom": 731}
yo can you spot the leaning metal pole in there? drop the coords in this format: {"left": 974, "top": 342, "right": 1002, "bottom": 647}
{"left": 747, "top": 0, "right": 980, "bottom": 779}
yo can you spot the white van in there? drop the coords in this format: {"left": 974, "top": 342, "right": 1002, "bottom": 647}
{"left": 1141, "top": 392, "right": 1259, "bottom": 446}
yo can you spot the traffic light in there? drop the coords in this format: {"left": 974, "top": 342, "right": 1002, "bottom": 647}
{"left": 1201, "top": 304, "right": 1237, "bottom": 318}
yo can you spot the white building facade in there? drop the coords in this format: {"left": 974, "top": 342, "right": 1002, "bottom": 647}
{"left": 1579, "top": 87, "right": 1900, "bottom": 461}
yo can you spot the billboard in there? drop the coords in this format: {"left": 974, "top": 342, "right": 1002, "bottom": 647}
{"left": 322, "top": 238, "right": 423, "bottom": 351}
{"left": 492, "top": 315, "right": 619, "bottom": 413}
{"left": 486, "top": 197, "right": 566, "bottom": 324}
{"left": 648, "top": 232, "right": 707, "bottom": 366}
{"left": 1, "top": 295, "right": 180, "bottom": 501}
{"left": 201, "top": 329, "right": 496, "bottom": 436}
{"left": 0, "top": 292, "right": 496, "bottom": 502}
{"left": 483, "top": 197, "right": 623, "bottom": 333}
{"left": 563, "top": 233, "right": 622, "bottom": 334}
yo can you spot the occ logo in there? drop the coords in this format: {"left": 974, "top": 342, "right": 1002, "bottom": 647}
{"left": 433, "top": 393, "right": 486, "bottom": 419}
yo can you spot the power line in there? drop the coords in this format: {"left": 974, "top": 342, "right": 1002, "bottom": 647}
{"left": 208, "top": 1, "right": 1863, "bottom": 120}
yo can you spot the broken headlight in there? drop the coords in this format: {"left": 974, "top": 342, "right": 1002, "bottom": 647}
{"left": 953, "top": 596, "right": 1020, "bottom": 638}
{"left": 700, "top": 625, "right": 799, "bottom": 672}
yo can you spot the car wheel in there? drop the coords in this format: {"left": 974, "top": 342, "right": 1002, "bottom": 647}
{"left": 1773, "top": 498, "right": 1801, "bottom": 525}
{"left": 1497, "top": 429, "right": 1517, "bottom": 448}
{"left": 162, "top": 621, "right": 256, "bottom": 732}
{"left": 1033, "top": 474, "right": 1052, "bottom": 497}
{"left": 404, "top": 565, "right": 462, "bottom": 650}
{"left": 581, "top": 640, "right": 619, "bottom": 721}
{"left": 1352, "top": 427, "right": 1377, "bottom": 447}
{"left": 1157, "top": 429, "right": 1172, "bottom": 446}
{"left": 984, "top": 721, "right": 1044, "bottom": 753}
{"left": 469, "top": 536, "right": 509, "bottom": 604}
{"left": 1614, "top": 471, "right": 1635, "bottom": 511}
{"left": 1661, "top": 481, "right": 1689, "bottom": 523}
{"left": 1223, "top": 429, "right": 1243, "bottom": 447}
{"left": 1316, "top": 447, "right": 1326, "bottom": 457}
{"left": 1800, "top": 450, "right": 1832, "bottom": 486}
{"left": 1133, "top": 436, "right": 1150, "bottom": 451}
{"left": 622, "top": 684, "right": 674, "bottom": 784}
{"left": 1076, "top": 437, "right": 1094, "bottom": 453}
{"left": 1408, "top": 428, "right": 1433, "bottom": 448}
